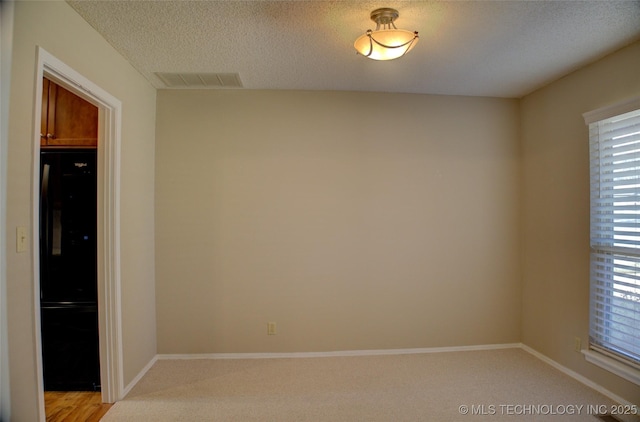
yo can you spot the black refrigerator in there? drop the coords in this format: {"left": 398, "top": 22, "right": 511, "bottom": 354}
{"left": 40, "top": 150, "right": 100, "bottom": 391}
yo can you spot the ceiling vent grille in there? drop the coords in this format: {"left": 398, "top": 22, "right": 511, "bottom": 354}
{"left": 155, "top": 72, "right": 243, "bottom": 88}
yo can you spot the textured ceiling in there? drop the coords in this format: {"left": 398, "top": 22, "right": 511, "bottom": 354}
{"left": 67, "top": 0, "right": 640, "bottom": 98}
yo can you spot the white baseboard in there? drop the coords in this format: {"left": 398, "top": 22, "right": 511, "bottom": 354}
{"left": 124, "top": 344, "right": 520, "bottom": 398}
{"left": 520, "top": 344, "right": 633, "bottom": 407}
{"left": 156, "top": 343, "right": 521, "bottom": 361}
{"left": 122, "top": 342, "right": 633, "bottom": 408}
{"left": 121, "top": 354, "right": 158, "bottom": 399}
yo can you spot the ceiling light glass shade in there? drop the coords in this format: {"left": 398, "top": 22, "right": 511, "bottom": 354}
{"left": 354, "top": 29, "right": 419, "bottom": 61}
{"left": 354, "top": 8, "right": 419, "bottom": 61}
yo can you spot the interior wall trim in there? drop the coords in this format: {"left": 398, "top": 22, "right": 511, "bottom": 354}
{"left": 32, "top": 47, "right": 124, "bottom": 419}
{"left": 582, "top": 95, "right": 640, "bottom": 125}
{"left": 119, "top": 343, "right": 632, "bottom": 408}
{"left": 156, "top": 343, "right": 522, "bottom": 361}
{"left": 122, "top": 354, "right": 158, "bottom": 398}
{"left": 521, "top": 344, "right": 633, "bottom": 407}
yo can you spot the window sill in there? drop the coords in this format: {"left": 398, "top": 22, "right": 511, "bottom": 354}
{"left": 582, "top": 349, "right": 640, "bottom": 386}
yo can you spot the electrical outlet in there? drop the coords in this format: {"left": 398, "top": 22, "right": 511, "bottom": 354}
{"left": 574, "top": 337, "right": 581, "bottom": 352}
{"left": 267, "top": 322, "right": 277, "bottom": 335}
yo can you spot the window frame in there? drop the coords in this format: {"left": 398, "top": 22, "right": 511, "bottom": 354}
{"left": 583, "top": 96, "right": 640, "bottom": 386}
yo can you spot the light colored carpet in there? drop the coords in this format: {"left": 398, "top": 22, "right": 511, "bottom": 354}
{"left": 101, "top": 348, "right": 638, "bottom": 421}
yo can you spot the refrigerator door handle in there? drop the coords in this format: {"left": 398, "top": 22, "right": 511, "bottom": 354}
{"left": 40, "top": 164, "right": 51, "bottom": 281}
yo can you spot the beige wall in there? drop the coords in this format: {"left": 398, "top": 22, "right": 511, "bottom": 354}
{"left": 7, "top": 2, "right": 156, "bottom": 420}
{"left": 6, "top": 1, "right": 638, "bottom": 417}
{"left": 155, "top": 90, "right": 521, "bottom": 354}
{"left": 520, "top": 40, "right": 640, "bottom": 404}
{"left": 1, "top": 2, "right": 14, "bottom": 420}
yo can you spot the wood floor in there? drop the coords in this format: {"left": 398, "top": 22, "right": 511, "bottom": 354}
{"left": 44, "top": 391, "right": 113, "bottom": 422}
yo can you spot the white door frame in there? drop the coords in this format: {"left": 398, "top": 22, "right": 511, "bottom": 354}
{"left": 32, "top": 47, "right": 123, "bottom": 415}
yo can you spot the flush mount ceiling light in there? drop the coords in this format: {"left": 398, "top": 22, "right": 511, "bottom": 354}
{"left": 354, "top": 8, "right": 419, "bottom": 61}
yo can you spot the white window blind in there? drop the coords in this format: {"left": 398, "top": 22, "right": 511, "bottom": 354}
{"left": 588, "top": 104, "right": 640, "bottom": 369}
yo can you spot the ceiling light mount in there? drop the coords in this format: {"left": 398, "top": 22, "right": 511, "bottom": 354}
{"left": 354, "top": 7, "right": 419, "bottom": 61}
{"left": 370, "top": 8, "right": 399, "bottom": 28}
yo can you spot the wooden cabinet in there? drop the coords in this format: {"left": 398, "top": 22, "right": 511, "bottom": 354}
{"left": 41, "top": 78, "right": 98, "bottom": 148}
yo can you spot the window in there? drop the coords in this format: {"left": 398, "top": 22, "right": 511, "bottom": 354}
{"left": 585, "top": 98, "right": 640, "bottom": 384}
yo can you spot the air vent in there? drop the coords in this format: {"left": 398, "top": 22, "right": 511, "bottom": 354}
{"left": 155, "top": 73, "right": 243, "bottom": 88}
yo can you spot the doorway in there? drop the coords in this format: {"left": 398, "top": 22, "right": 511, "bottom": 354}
{"left": 34, "top": 47, "right": 123, "bottom": 419}
{"left": 39, "top": 79, "right": 100, "bottom": 391}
